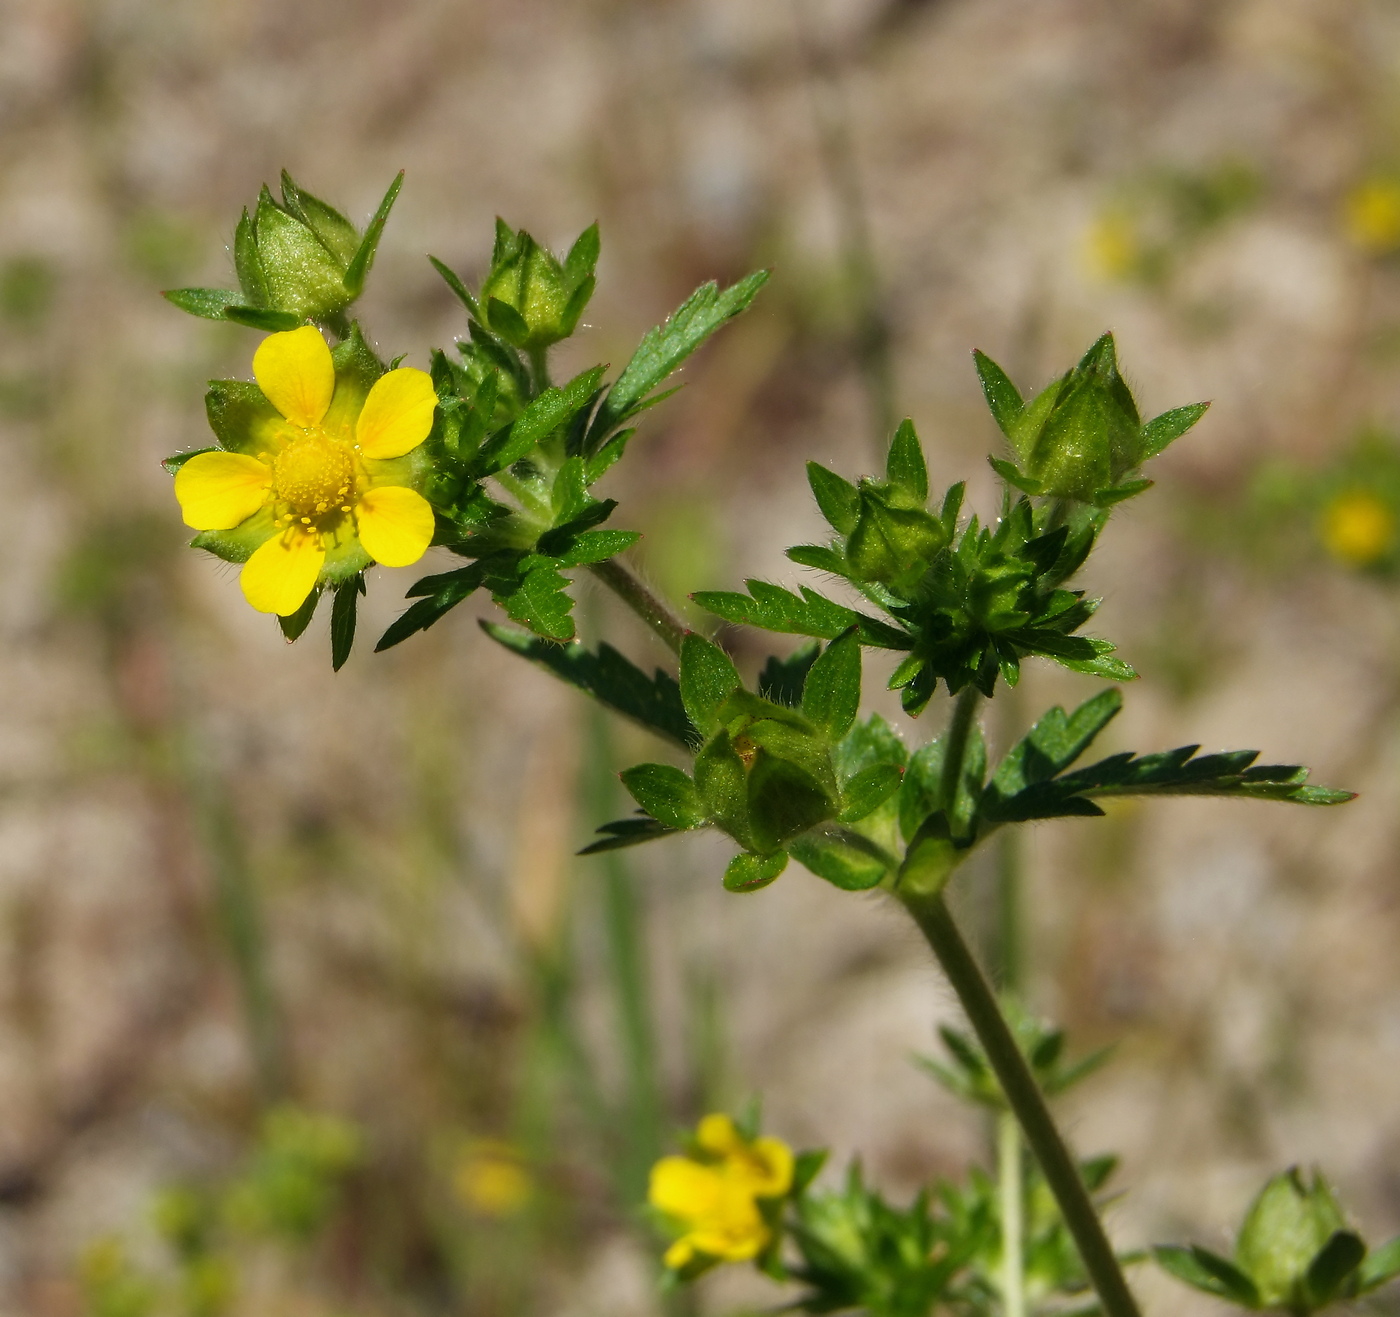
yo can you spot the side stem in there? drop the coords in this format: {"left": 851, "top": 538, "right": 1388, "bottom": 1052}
{"left": 900, "top": 890, "right": 1142, "bottom": 1317}
{"left": 588, "top": 558, "right": 690, "bottom": 656}
{"left": 938, "top": 685, "right": 981, "bottom": 814}
{"left": 998, "top": 1108, "right": 1027, "bottom": 1317}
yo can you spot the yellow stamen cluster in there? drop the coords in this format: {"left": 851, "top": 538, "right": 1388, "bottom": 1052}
{"left": 266, "top": 432, "right": 359, "bottom": 533}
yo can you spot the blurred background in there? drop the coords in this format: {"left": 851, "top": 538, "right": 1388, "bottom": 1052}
{"left": 1, "top": 0, "right": 1400, "bottom": 1313}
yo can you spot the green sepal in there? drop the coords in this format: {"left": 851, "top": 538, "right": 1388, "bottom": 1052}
{"left": 579, "top": 816, "right": 681, "bottom": 854}
{"left": 807, "top": 461, "right": 860, "bottom": 535}
{"left": 800, "top": 628, "right": 861, "bottom": 739}
{"left": 330, "top": 576, "right": 364, "bottom": 672}
{"left": 162, "top": 288, "right": 248, "bottom": 321}
{"left": 973, "top": 348, "right": 1024, "bottom": 436}
{"left": 620, "top": 764, "right": 706, "bottom": 830}
{"left": 837, "top": 764, "right": 902, "bottom": 824}
{"left": 1141, "top": 400, "right": 1209, "bottom": 457}
{"left": 428, "top": 255, "right": 481, "bottom": 320}
{"left": 342, "top": 171, "right": 404, "bottom": 299}
{"left": 885, "top": 419, "right": 929, "bottom": 505}
{"left": 277, "top": 587, "right": 321, "bottom": 642}
{"left": 253, "top": 190, "right": 347, "bottom": 321}
{"left": 1093, "top": 478, "right": 1153, "bottom": 507}
{"left": 204, "top": 380, "right": 284, "bottom": 455}
{"left": 745, "top": 752, "right": 834, "bottom": 854}
{"left": 679, "top": 634, "right": 742, "bottom": 737}
{"left": 988, "top": 455, "right": 1042, "bottom": 496}
{"left": 163, "top": 447, "right": 216, "bottom": 474}
{"left": 1154, "top": 1245, "right": 1261, "bottom": 1306}
{"left": 1305, "top": 1231, "right": 1367, "bottom": 1306}
{"left": 279, "top": 170, "right": 359, "bottom": 265}
{"left": 1357, "top": 1236, "right": 1400, "bottom": 1294}
{"left": 789, "top": 827, "right": 892, "bottom": 890}
{"left": 694, "top": 733, "right": 751, "bottom": 845}
{"left": 224, "top": 306, "right": 303, "bottom": 333}
{"left": 723, "top": 850, "right": 787, "bottom": 893}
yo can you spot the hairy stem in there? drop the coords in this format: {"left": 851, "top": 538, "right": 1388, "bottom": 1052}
{"left": 998, "top": 1109, "right": 1027, "bottom": 1317}
{"left": 588, "top": 558, "right": 690, "bottom": 656}
{"left": 900, "top": 891, "right": 1141, "bottom": 1317}
{"left": 939, "top": 684, "right": 981, "bottom": 815}
{"left": 528, "top": 344, "right": 552, "bottom": 395}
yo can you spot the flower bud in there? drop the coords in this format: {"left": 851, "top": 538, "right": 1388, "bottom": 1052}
{"left": 164, "top": 171, "right": 402, "bottom": 331}
{"left": 1235, "top": 1168, "right": 1350, "bottom": 1309}
{"left": 478, "top": 220, "right": 599, "bottom": 351}
{"left": 978, "top": 333, "right": 1208, "bottom": 506}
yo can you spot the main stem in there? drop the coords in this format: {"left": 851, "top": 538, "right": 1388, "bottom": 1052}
{"left": 588, "top": 558, "right": 690, "bottom": 656}
{"left": 901, "top": 890, "right": 1141, "bottom": 1317}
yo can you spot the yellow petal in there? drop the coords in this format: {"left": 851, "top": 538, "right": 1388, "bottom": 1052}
{"left": 356, "top": 485, "right": 435, "bottom": 567}
{"left": 696, "top": 1114, "right": 743, "bottom": 1158}
{"left": 355, "top": 367, "right": 437, "bottom": 459}
{"left": 174, "top": 452, "right": 271, "bottom": 530}
{"left": 240, "top": 530, "right": 325, "bottom": 616}
{"left": 253, "top": 326, "right": 335, "bottom": 428}
{"left": 662, "top": 1238, "right": 695, "bottom": 1270}
{"left": 745, "top": 1138, "right": 794, "bottom": 1198}
{"left": 649, "top": 1157, "right": 722, "bottom": 1219}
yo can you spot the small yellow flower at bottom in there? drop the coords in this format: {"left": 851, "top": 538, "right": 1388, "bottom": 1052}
{"left": 173, "top": 325, "right": 438, "bottom": 616}
{"left": 1345, "top": 179, "right": 1400, "bottom": 255}
{"left": 1321, "top": 489, "right": 1394, "bottom": 567}
{"left": 648, "top": 1113, "right": 794, "bottom": 1271}
{"left": 455, "top": 1142, "right": 532, "bottom": 1218}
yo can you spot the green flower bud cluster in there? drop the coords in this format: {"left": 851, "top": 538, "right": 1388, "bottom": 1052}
{"left": 165, "top": 171, "right": 403, "bottom": 331}
{"left": 977, "top": 333, "right": 1209, "bottom": 506}
{"left": 1155, "top": 1168, "right": 1400, "bottom": 1313}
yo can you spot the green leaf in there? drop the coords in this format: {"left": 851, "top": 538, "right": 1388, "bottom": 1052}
{"left": 494, "top": 557, "right": 575, "bottom": 640}
{"left": 428, "top": 255, "right": 481, "bottom": 320}
{"left": 801, "top": 628, "right": 862, "bottom": 739}
{"left": 580, "top": 816, "right": 681, "bottom": 854}
{"left": 789, "top": 827, "right": 891, "bottom": 890}
{"left": 837, "top": 764, "right": 903, "bottom": 823}
{"left": 723, "top": 850, "right": 788, "bottom": 893}
{"left": 590, "top": 270, "right": 769, "bottom": 442}
{"left": 162, "top": 287, "right": 247, "bottom": 321}
{"left": 343, "top": 171, "right": 404, "bottom": 298}
{"left": 806, "top": 462, "right": 861, "bottom": 535}
{"left": 1141, "top": 400, "right": 1209, "bottom": 457}
{"left": 474, "top": 365, "right": 606, "bottom": 476}
{"left": 693, "top": 580, "right": 911, "bottom": 650}
{"left": 620, "top": 764, "right": 706, "bottom": 830}
{"left": 679, "top": 634, "right": 742, "bottom": 736}
{"left": 885, "top": 419, "right": 929, "bottom": 504}
{"left": 482, "top": 623, "right": 694, "bottom": 747}
{"left": 990, "top": 690, "right": 1123, "bottom": 796}
{"left": 973, "top": 349, "right": 1024, "bottom": 436}
{"left": 551, "top": 529, "right": 640, "bottom": 566}
{"left": 1358, "top": 1236, "right": 1400, "bottom": 1293}
{"left": 1153, "top": 1245, "right": 1261, "bottom": 1306}
{"left": 376, "top": 563, "right": 488, "bottom": 651}
{"left": 1305, "top": 1231, "right": 1366, "bottom": 1305}
{"left": 330, "top": 576, "right": 363, "bottom": 671}
{"left": 278, "top": 588, "right": 320, "bottom": 642}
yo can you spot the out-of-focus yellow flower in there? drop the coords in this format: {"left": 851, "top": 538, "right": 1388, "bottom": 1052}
{"left": 1084, "top": 212, "right": 1140, "bottom": 282}
{"left": 648, "top": 1114, "right": 793, "bottom": 1270}
{"left": 173, "top": 326, "right": 438, "bottom": 616}
{"left": 1321, "top": 489, "right": 1395, "bottom": 566}
{"left": 1345, "top": 179, "right": 1400, "bottom": 254}
{"left": 455, "top": 1142, "right": 531, "bottom": 1218}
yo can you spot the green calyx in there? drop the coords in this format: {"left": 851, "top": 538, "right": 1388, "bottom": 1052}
{"left": 164, "top": 171, "right": 403, "bottom": 330}
{"left": 976, "top": 332, "right": 1210, "bottom": 507}
{"left": 1155, "top": 1167, "right": 1400, "bottom": 1313}
{"left": 473, "top": 219, "right": 599, "bottom": 352}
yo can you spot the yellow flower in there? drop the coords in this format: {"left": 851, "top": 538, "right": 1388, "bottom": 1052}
{"left": 454, "top": 1142, "right": 532, "bottom": 1218}
{"left": 174, "top": 325, "right": 438, "bottom": 616}
{"left": 1321, "top": 489, "right": 1395, "bottom": 567}
{"left": 1345, "top": 179, "right": 1400, "bottom": 254}
{"left": 1084, "top": 211, "right": 1140, "bottom": 282}
{"left": 648, "top": 1113, "right": 794, "bottom": 1270}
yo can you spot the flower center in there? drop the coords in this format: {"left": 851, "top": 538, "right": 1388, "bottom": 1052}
{"left": 271, "top": 431, "right": 357, "bottom": 522}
